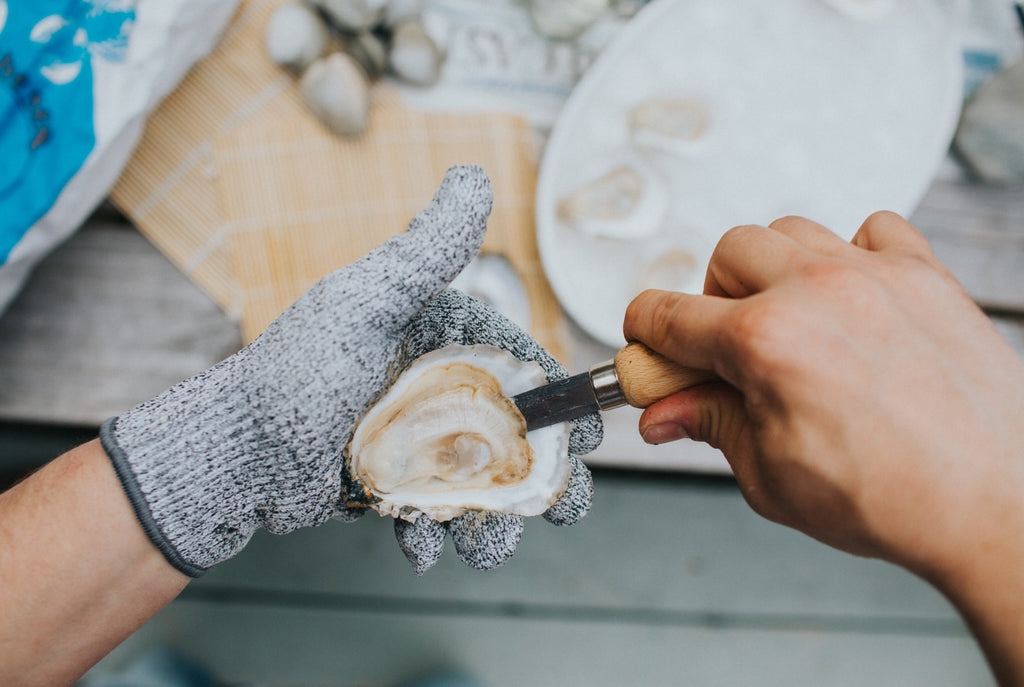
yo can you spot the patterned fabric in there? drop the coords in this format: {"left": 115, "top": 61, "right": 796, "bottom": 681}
{"left": 0, "top": 0, "right": 135, "bottom": 261}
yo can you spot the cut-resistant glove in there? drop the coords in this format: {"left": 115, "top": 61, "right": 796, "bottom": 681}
{"left": 100, "top": 164, "right": 602, "bottom": 577}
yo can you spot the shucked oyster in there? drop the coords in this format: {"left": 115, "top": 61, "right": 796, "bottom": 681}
{"left": 345, "top": 344, "right": 571, "bottom": 522}
{"left": 556, "top": 155, "right": 668, "bottom": 241}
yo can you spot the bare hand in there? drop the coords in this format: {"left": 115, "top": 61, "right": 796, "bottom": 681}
{"left": 623, "top": 212, "right": 1024, "bottom": 682}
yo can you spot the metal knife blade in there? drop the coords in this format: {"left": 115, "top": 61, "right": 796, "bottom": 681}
{"left": 513, "top": 361, "right": 626, "bottom": 431}
{"left": 511, "top": 344, "right": 718, "bottom": 432}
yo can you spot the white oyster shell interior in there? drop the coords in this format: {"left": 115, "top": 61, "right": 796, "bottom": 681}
{"left": 629, "top": 98, "right": 711, "bottom": 158}
{"left": 555, "top": 157, "right": 668, "bottom": 241}
{"left": 348, "top": 344, "right": 571, "bottom": 522}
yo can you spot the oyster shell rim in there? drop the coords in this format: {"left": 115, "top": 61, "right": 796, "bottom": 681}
{"left": 345, "top": 344, "right": 572, "bottom": 523}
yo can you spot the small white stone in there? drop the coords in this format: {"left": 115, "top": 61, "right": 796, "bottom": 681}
{"left": 529, "top": 0, "right": 610, "bottom": 41}
{"left": 383, "top": 0, "right": 422, "bottom": 27}
{"left": 265, "top": 2, "right": 329, "bottom": 72}
{"left": 344, "top": 30, "right": 388, "bottom": 80}
{"left": 299, "top": 52, "right": 371, "bottom": 137}
{"left": 388, "top": 19, "right": 443, "bottom": 86}
{"left": 312, "top": 0, "right": 389, "bottom": 32}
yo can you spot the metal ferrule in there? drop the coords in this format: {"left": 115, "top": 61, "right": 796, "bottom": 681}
{"left": 589, "top": 360, "right": 627, "bottom": 410}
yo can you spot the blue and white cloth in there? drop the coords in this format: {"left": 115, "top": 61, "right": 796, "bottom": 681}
{"left": 0, "top": 0, "right": 237, "bottom": 314}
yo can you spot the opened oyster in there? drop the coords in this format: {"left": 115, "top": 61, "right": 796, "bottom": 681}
{"left": 345, "top": 344, "right": 571, "bottom": 522}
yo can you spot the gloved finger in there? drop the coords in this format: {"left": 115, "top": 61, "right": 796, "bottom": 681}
{"left": 394, "top": 516, "right": 447, "bottom": 575}
{"left": 569, "top": 412, "right": 603, "bottom": 455}
{"left": 405, "top": 290, "right": 567, "bottom": 381}
{"left": 332, "top": 504, "right": 366, "bottom": 524}
{"left": 542, "top": 454, "right": 593, "bottom": 526}
{"left": 341, "top": 165, "right": 493, "bottom": 335}
{"left": 449, "top": 510, "right": 524, "bottom": 570}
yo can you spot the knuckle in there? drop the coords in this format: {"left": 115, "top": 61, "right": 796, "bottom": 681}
{"left": 624, "top": 289, "right": 684, "bottom": 349}
{"left": 767, "top": 215, "right": 806, "bottom": 230}
{"left": 723, "top": 301, "right": 788, "bottom": 359}
{"left": 863, "top": 209, "right": 903, "bottom": 226}
{"left": 799, "top": 259, "right": 865, "bottom": 293}
{"left": 715, "top": 224, "right": 763, "bottom": 254}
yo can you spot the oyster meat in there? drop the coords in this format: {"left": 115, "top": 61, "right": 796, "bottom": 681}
{"left": 346, "top": 344, "right": 571, "bottom": 522}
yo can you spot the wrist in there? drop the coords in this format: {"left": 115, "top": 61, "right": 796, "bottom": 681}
{"left": 902, "top": 462, "right": 1024, "bottom": 684}
{"left": 100, "top": 373, "right": 263, "bottom": 574}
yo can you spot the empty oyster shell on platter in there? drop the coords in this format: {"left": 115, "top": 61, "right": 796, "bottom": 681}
{"left": 629, "top": 98, "right": 712, "bottom": 157}
{"left": 345, "top": 344, "right": 571, "bottom": 522}
{"left": 555, "top": 154, "right": 668, "bottom": 241}
{"left": 635, "top": 230, "right": 718, "bottom": 296}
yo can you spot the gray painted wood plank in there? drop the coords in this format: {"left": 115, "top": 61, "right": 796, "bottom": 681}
{"left": 86, "top": 600, "right": 991, "bottom": 687}
{"left": 199, "top": 475, "right": 965, "bottom": 623}
{"left": 0, "top": 223, "right": 241, "bottom": 426}
{"left": 1, "top": 176, "right": 1021, "bottom": 431}
{"left": 911, "top": 179, "right": 1024, "bottom": 311}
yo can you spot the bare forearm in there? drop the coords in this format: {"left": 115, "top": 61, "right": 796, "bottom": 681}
{"left": 0, "top": 439, "right": 189, "bottom": 686}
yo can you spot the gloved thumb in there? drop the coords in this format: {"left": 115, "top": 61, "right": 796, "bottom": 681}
{"left": 339, "top": 164, "right": 493, "bottom": 333}
{"left": 638, "top": 381, "right": 751, "bottom": 461}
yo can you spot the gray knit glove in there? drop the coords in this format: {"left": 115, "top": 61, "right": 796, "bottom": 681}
{"left": 100, "top": 164, "right": 602, "bottom": 577}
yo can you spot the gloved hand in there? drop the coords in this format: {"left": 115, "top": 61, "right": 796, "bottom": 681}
{"left": 100, "top": 165, "right": 602, "bottom": 577}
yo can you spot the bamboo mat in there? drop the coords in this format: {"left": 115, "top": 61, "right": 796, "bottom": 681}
{"left": 109, "top": 0, "right": 287, "bottom": 317}
{"left": 110, "top": 0, "right": 568, "bottom": 360}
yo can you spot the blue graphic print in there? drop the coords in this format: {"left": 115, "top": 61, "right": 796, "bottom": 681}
{"left": 0, "top": 0, "right": 135, "bottom": 263}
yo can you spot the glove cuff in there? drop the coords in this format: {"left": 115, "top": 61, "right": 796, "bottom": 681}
{"left": 100, "top": 417, "right": 209, "bottom": 578}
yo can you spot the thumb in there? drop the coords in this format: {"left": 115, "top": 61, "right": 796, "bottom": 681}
{"left": 638, "top": 382, "right": 752, "bottom": 460}
{"left": 339, "top": 164, "right": 493, "bottom": 332}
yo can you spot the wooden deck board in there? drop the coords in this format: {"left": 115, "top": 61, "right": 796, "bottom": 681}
{"left": 0, "top": 174, "right": 1014, "bottom": 686}
{"left": 88, "top": 600, "right": 990, "bottom": 687}
{"left": 912, "top": 179, "right": 1024, "bottom": 311}
{"left": 78, "top": 474, "right": 991, "bottom": 685}
{"left": 0, "top": 223, "right": 241, "bottom": 426}
{"left": 2, "top": 174, "right": 1022, "bottom": 432}
{"left": 199, "top": 475, "right": 961, "bottom": 622}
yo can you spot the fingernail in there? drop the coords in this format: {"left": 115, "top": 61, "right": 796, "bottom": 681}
{"left": 641, "top": 422, "right": 689, "bottom": 445}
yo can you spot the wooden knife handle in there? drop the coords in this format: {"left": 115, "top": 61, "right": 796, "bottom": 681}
{"left": 613, "top": 342, "right": 716, "bottom": 408}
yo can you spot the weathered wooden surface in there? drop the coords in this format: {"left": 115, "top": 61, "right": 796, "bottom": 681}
{"left": 0, "top": 223, "right": 241, "bottom": 426}
{"left": 0, "top": 176, "right": 1022, "bottom": 440}
{"left": 912, "top": 178, "right": 1024, "bottom": 311}
{"left": 0, "top": 175, "right": 1017, "bottom": 687}
{"left": 85, "top": 474, "right": 991, "bottom": 686}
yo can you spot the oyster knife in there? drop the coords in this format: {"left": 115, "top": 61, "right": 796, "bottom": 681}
{"left": 512, "top": 343, "right": 716, "bottom": 431}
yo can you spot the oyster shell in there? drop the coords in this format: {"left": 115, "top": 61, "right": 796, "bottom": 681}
{"left": 346, "top": 344, "right": 570, "bottom": 522}
{"left": 629, "top": 98, "right": 711, "bottom": 157}
{"left": 556, "top": 155, "right": 668, "bottom": 241}
{"left": 634, "top": 230, "right": 717, "bottom": 296}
